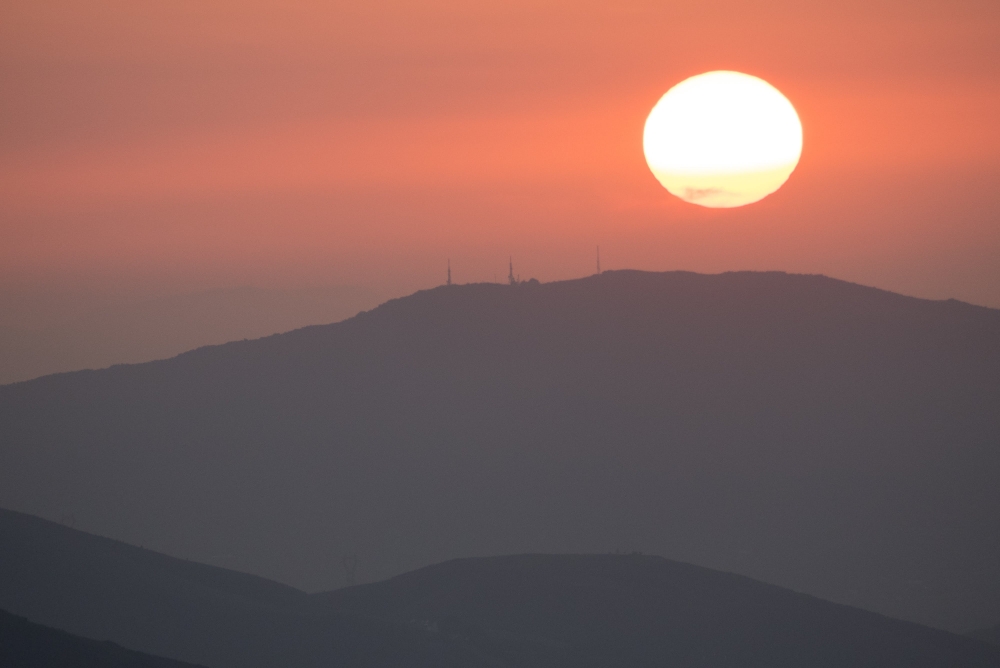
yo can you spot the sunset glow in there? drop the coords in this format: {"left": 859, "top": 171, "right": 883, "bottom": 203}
{"left": 643, "top": 71, "right": 803, "bottom": 208}
{"left": 2, "top": 0, "right": 1000, "bottom": 376}
{"left": 2, "top": 1, "right": 1000, "bottom": 658}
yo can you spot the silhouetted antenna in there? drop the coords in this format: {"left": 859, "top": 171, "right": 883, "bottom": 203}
{"left": 343, "top": 552, "right": 358, "bottom": 587}
{"left": 509, "top": 257, "right": 517, "bottom": 285}
{"left": 447, "top": 259, "right": 452, "bottom": 286}
{"left": 596, "top": 246, "right": 601, "bottom": 274}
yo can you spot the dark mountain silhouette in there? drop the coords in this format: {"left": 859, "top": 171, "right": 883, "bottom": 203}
{"left": 0, "top": 509, "right": 493, "bottom": 668}
{"left": 2, "top": 270, "right": 999, "bottom": 631}
{"left": 0, "top": 608, "right": 205, "bottom": 668}
{"left": 3, "top": 509, "right": 999, "bottom": 668}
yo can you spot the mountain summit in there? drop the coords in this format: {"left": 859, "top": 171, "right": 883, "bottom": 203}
{"left": 2, "top": 271, "right": 998, "bottom": 631}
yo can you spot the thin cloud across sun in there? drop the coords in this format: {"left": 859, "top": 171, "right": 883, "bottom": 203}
{"left": 643, "top": 70, "right": 803, "bottom": 208}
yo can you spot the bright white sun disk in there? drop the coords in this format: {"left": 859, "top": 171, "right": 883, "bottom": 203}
{"left": 643, "top": 71, "right": 803, "bottom": 208}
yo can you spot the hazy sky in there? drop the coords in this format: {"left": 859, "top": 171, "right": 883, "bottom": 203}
{"left": 2, "top": 0, "right": 999, "bottom": 353}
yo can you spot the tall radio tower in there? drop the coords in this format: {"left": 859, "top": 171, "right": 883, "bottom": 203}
{"left": 447, "top": 259, "right": 452, "bottom": 286}
{"left": 508, "top": 257, "right": 516, "bottom": 285}
{"left": 596, "top": 246, "right": 601, "bottom": 275}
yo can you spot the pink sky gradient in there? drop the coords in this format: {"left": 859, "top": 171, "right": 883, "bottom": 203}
{"left": 2, "top": 0, "right": 999, "bottom": 380}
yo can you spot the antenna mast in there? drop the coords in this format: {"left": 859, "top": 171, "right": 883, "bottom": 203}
{"left": 596, "top": 246, "right": 601, "bottom": 274}
{"left": 447, "top": 259, "right": 452, "bottom": 286}
{"left": 508, "top": 257, "right": 516, "bottom": 285}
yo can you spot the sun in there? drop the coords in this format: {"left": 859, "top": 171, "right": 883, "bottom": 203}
{"left": 643, "top": 71, "right": 803, "bottom": 208}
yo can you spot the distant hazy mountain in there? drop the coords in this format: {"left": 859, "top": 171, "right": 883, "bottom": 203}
{"left": 3, "top": 509, "right": 998, "bottom": 668}
{"left": 0, "top": 608, "right": 205, "bottom": 668}
{"left": 2, "top": 270, "right": 999, "bottom": 631}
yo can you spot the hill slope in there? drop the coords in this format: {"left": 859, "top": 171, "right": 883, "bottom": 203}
{"left": 3, "top": 509, "right": 998, "bottom": 668}
{"left": 2, "top": 270, "right": 999, "bottom": 630}
{"left": 0, "top": 609, "right": 206, "bottom": 668}
{"left": 0, "top": 509, "right": 494, "bottom": 668}
{"left": 318, "top": 553, "right": 1000, "bottom": 668}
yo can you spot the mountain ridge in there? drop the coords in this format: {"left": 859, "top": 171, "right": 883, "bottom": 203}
{"left": 5, "top": 270, "right": 995, "bottom": 388}
{"left": 2, "top": 269, "right": 998, "bottom": 631}
{"left": 0, "top": 508, "right": 494, "bottom": 668}
{"left": 316, "top": 553, "right": 1000, "bottom": 667}
{"left": 3, "top": 508, "right": 999, "bottom": 668}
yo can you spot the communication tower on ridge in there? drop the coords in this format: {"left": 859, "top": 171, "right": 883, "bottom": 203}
{"left": 447, "top": 259, "right": 451, "bottom": 286}
{"left": 597, "top": 246, "right": 601, "bottom": 275}
{"left": 508, "top": 257, "right": 517, "bottom": 285}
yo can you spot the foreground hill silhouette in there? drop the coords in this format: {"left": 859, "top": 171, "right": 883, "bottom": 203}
{"left": 322, "top": 554, "right": 1000, "bottom": 667}
{"left": 2, "top": 509, "right": 998, "bottom": 668}
{"left": 0, "top": 509, "right": 490, "bottom": 668}
{"left": 0, "top": 609, "right": 205, "bottom": 668}
{"left": 2, "top": 270, "right": 999, "bottom": 630}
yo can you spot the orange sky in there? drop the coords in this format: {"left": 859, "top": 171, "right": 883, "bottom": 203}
{"left": 2, "top": 0, "right": 1000, "bottom": 308}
